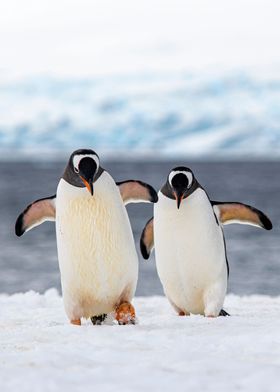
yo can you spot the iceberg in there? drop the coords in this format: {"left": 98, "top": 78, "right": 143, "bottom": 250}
{"left": 0, "top": 72, "right": 280, "bottom": 159}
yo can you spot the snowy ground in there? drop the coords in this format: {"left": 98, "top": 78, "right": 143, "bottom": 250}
{"left": 1, "top": 289, "right": 280, "bottom": 391}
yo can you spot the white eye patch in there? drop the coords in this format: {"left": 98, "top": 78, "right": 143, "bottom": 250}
{"left": 168, "top": 171, "right": 193, "bottom": 188}
{"left": 73, "top": 154, "right": 99, "bottom": 173}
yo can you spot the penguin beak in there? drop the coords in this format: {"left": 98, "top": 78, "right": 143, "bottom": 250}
{"left": 80, "top": 176, "right": 94, "bottom": 196}
{"left": 174, "top": 190, "right": 184, "bottom": 209}
{"left": 77, "top": 157, "right": 97, "bottom": 196}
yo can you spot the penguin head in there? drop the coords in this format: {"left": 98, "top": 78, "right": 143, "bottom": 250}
{"left": 68, "top": 149, "right": 100, "bottom": 195}
{"left": 168, "top": 167, "right": 195, "bottom": 209}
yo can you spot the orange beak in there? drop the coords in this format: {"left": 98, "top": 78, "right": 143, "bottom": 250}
{"left": 80, "top": 176, "right": 94, "bottom": 195}
{"left": 173, "top": 191, "right": 184, "bottom": 209}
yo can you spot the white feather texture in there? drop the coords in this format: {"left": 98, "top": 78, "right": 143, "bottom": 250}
{"left": 154, "top": 189, "right": 228, "bottom": 316}
{"left": 56, "top": 172, "right": 138, "bottom": 320}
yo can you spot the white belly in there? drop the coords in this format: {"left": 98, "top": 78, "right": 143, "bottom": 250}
{"left": 154, "top": 189, "right": 227, "bottom": 315}
{"left": 56, "top": 174, "right": 138, "bottom": 319}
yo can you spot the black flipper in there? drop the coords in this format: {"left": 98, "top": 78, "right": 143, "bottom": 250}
{"left": 117, "top": 180, "right": 158, "bottom": 205}
{"left": 15, "top": 195, "right": 56, "bottom": 236}
{"left": 211, "top": 201, "right": 272, "bottom": 230}
{"left": 140, "top": 217, "right": 154, "bottom": 260}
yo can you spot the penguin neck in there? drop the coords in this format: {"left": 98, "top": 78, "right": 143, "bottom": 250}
{"left": 161, "top": 178, "right": 200, "bottom": 201}
{"left": 62, "top": 165, "right": 104, "bottom": 188}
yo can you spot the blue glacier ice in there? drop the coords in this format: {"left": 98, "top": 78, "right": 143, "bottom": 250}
{"left": 0, "top": 71, "right": 280, "bottom": 159}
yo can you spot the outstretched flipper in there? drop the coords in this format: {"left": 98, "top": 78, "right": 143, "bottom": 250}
{"left": 212, "top": 201, "right": 272, "bottom": 230}
{"left": 15, "top": 195, "right": 56, "bottom": 236}
{"left": 117, "top": 180, "right": 158, "bottom": 205}
{"left": 140, "top": 217, "right": 154, "bottom": 260}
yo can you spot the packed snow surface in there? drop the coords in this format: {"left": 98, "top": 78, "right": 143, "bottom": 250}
{"left": 1, "top": 289, "right": 280, "bottom": 391}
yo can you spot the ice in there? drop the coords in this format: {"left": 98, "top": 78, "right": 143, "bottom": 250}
{"left": 0, "top": 72, "right": 280, "bottom": 159}
{"left": 0, "top": 0, "right": 280, "bottom": 159}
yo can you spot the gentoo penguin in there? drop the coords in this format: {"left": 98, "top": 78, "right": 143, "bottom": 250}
{"left": 15, "top": 149, "right": 158, "bottom": 325}
{"left": 140, "top": 166, "right": 272, "bottom": 317}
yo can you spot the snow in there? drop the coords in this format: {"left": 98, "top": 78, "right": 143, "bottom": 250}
{"left": 1, "top": 289, "right": 280, "bottom": 391}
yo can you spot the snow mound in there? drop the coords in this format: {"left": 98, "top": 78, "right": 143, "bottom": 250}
{"left": 1, "top": 290, "right": 280, "bottom": 391}
{"left": 1, "top": 72, "right": 280, "bottom": 159}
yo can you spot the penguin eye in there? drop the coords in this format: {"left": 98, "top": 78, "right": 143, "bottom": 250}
{"left": 73, "top": 154, "right": 99, "bottom": 174}
{"left": 171, "top": 173, "right": 189, "bottom": 189}
{"left": 169, "top": 171, "right": 193, "bottom": 188}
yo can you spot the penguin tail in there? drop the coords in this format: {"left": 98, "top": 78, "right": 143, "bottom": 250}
{"left": 219, "top": 309, "right": 230, "bottom": 317}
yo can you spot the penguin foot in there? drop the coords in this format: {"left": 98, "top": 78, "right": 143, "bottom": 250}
{"left": 71, "top": 319, "right": 81, "bottom": 326}
{"left": 178, "top": 310, "right": 190, "bottom": 316}
{"left": 219, "top": 309, "right": 230, "bottom": 317}
{"left": 90, "top": 314, "right": 107, "bottom": 325}
{"left": 115, "top": 302, "right": 136, "bottom": 325}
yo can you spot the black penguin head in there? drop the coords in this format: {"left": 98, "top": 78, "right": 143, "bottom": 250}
{"left": 68, "top": 149, "right": 100, "bottom": 195}
{"left": 168, "top": 166, "right": 195, "bottom": 209}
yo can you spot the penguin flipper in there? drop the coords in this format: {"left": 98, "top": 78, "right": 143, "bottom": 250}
{"left": 140, "top": 217, "right": 154, "bottom": 260}
{"left": 117, "top": 180, "right": 158, "bottom": 205}
{"left": 211, "top": 201, "right": 272, "bottom": 230}
{"left": 15, "top": 195, "right": 56, "bottom": 236}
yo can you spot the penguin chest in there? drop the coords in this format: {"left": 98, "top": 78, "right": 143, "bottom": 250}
{"left": 154, "top": 190, "right": 227, "bottom": 312}
{"left": 55, "top": 178, "right": 138, "bottom": 317}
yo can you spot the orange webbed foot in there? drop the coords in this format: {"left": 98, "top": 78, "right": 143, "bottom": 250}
{"left": 71, "top": 319, "right": 81, "bottom": 326}
{"left": 115, "top": 302, "right": 136, "bottom": 325}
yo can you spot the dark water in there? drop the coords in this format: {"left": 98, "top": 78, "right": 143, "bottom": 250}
{"left": 0, "top": 160, "right": 279, "bottom": 296}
